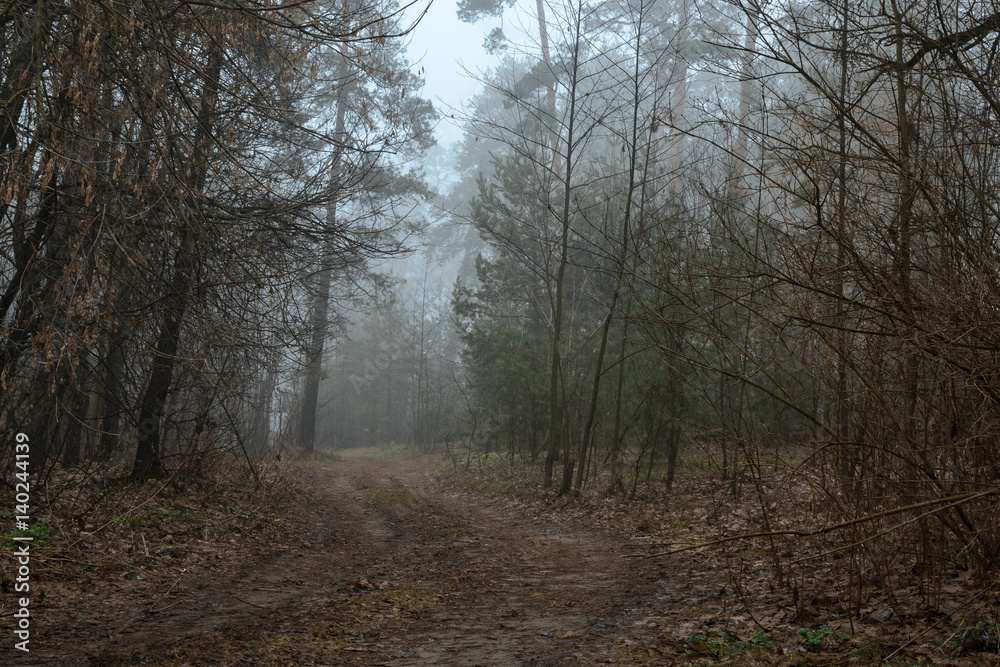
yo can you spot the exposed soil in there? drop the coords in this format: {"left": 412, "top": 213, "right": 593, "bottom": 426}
{"left": 7, "top": 453, "right": 998, "bottom": 666}
{"left": 3, "top": 456, "right": 668, "bottom": 666}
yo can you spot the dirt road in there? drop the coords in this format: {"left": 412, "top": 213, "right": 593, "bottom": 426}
{"left": 12, "top": 457, "right": 671, "bottom": 665}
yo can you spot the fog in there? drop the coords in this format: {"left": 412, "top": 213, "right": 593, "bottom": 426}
{"left": 405, "top": 0, "right": 501, "bottom": 146}
{"left": 6, "top": 1, "right": 1000, "bottom": 639}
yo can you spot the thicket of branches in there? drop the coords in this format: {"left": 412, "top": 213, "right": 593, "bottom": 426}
{"left": 450, "top": 0, "right": 1000, "bottom": 593}
{"left": 0, "top": 0, "right": 434, "bottom": 482}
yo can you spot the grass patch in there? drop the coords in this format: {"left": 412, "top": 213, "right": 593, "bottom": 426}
{"left": 335, "top": 443, "right": 410, "bottom": 460}
{"left": 362, "top": 488, "right": 422, "bottom": 513}
{"left": 2, "top": 521, "right": 59, "bottom": 547}
{"left": 351, "top": 467, "right": 386, "bottom": 488}
{"left": 184, "top": 584, "right": 441, "bottom": 665}
{"left": 372, "top": 585, "right": 439, "bottom": 613}
{"left": 446, "top": 455, "right": 542, "bottom": 501}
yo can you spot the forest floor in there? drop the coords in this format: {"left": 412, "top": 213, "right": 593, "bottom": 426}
{"left": 1, "top": 450, "right": 998, "bottom": 666}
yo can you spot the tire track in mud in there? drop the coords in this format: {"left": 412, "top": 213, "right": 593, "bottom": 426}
{"left": 314, "top": 459, "right": 665, "bottom": 665}
{"left": 11, "top": 457, "right": 667, "bottom": 666}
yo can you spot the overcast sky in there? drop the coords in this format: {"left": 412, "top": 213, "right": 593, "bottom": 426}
{"left": 405, "top": 0, "right": 501, "bottom": 146}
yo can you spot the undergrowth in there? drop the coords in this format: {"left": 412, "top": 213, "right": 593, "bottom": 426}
{"left": 441, "top": 448, "right": 1000, "bottom": 666}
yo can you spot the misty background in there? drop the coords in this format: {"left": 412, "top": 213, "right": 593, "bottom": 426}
{"left": 6, "top": 0, "right": 1000, "bottom": 601}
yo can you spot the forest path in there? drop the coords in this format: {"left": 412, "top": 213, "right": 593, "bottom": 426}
{"left": 23, "top": 455, "right": 671, "bottom": 666}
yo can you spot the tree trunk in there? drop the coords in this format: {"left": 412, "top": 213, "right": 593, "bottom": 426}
{"left": 97, "top": 320, "right": 127, "bottom": 461}
{"left": 299, "top": 253, "right": 334, "bottom": 454}
{"left": 535, "top": 0, "right": 559, "bottom": 174}
{"left": 249, "top": 364, "right": 276, "bottom": 458}
{"left": 732, "top": 6, "right": 759, "bottom": 194}
{"left": 574, "top": 7, "right": 647, "bottom": 494}
{"left": 132, "top": 43, "right": 223, "bottom": 479}
{"left": 835, "top": 0, "right": 855, "bottom": 492}
{"left": 298, "top": 79, "right": 347, "bottom": 454}
{"left": 891, "top": 1, "right": 919, "bottom": 448}
{"left": 607, "top": 297, "right": 630, "bottom": 495}
{"left": 666, "top": 0, "right": 690, "bottom": 190}
{"left": 545, "top": 5, "right": 584, "bottom": 490}
{"left": 0, "top": 4, "right": 41, "bottom": 224}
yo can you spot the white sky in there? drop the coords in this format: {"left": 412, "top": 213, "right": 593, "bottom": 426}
{"left": 404, "top": 0, "right": 501, "bottom": 146}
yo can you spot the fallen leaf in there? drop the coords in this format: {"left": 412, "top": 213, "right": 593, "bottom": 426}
{"left": 688, "top": 639, "right": 712, "bottom": 655}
